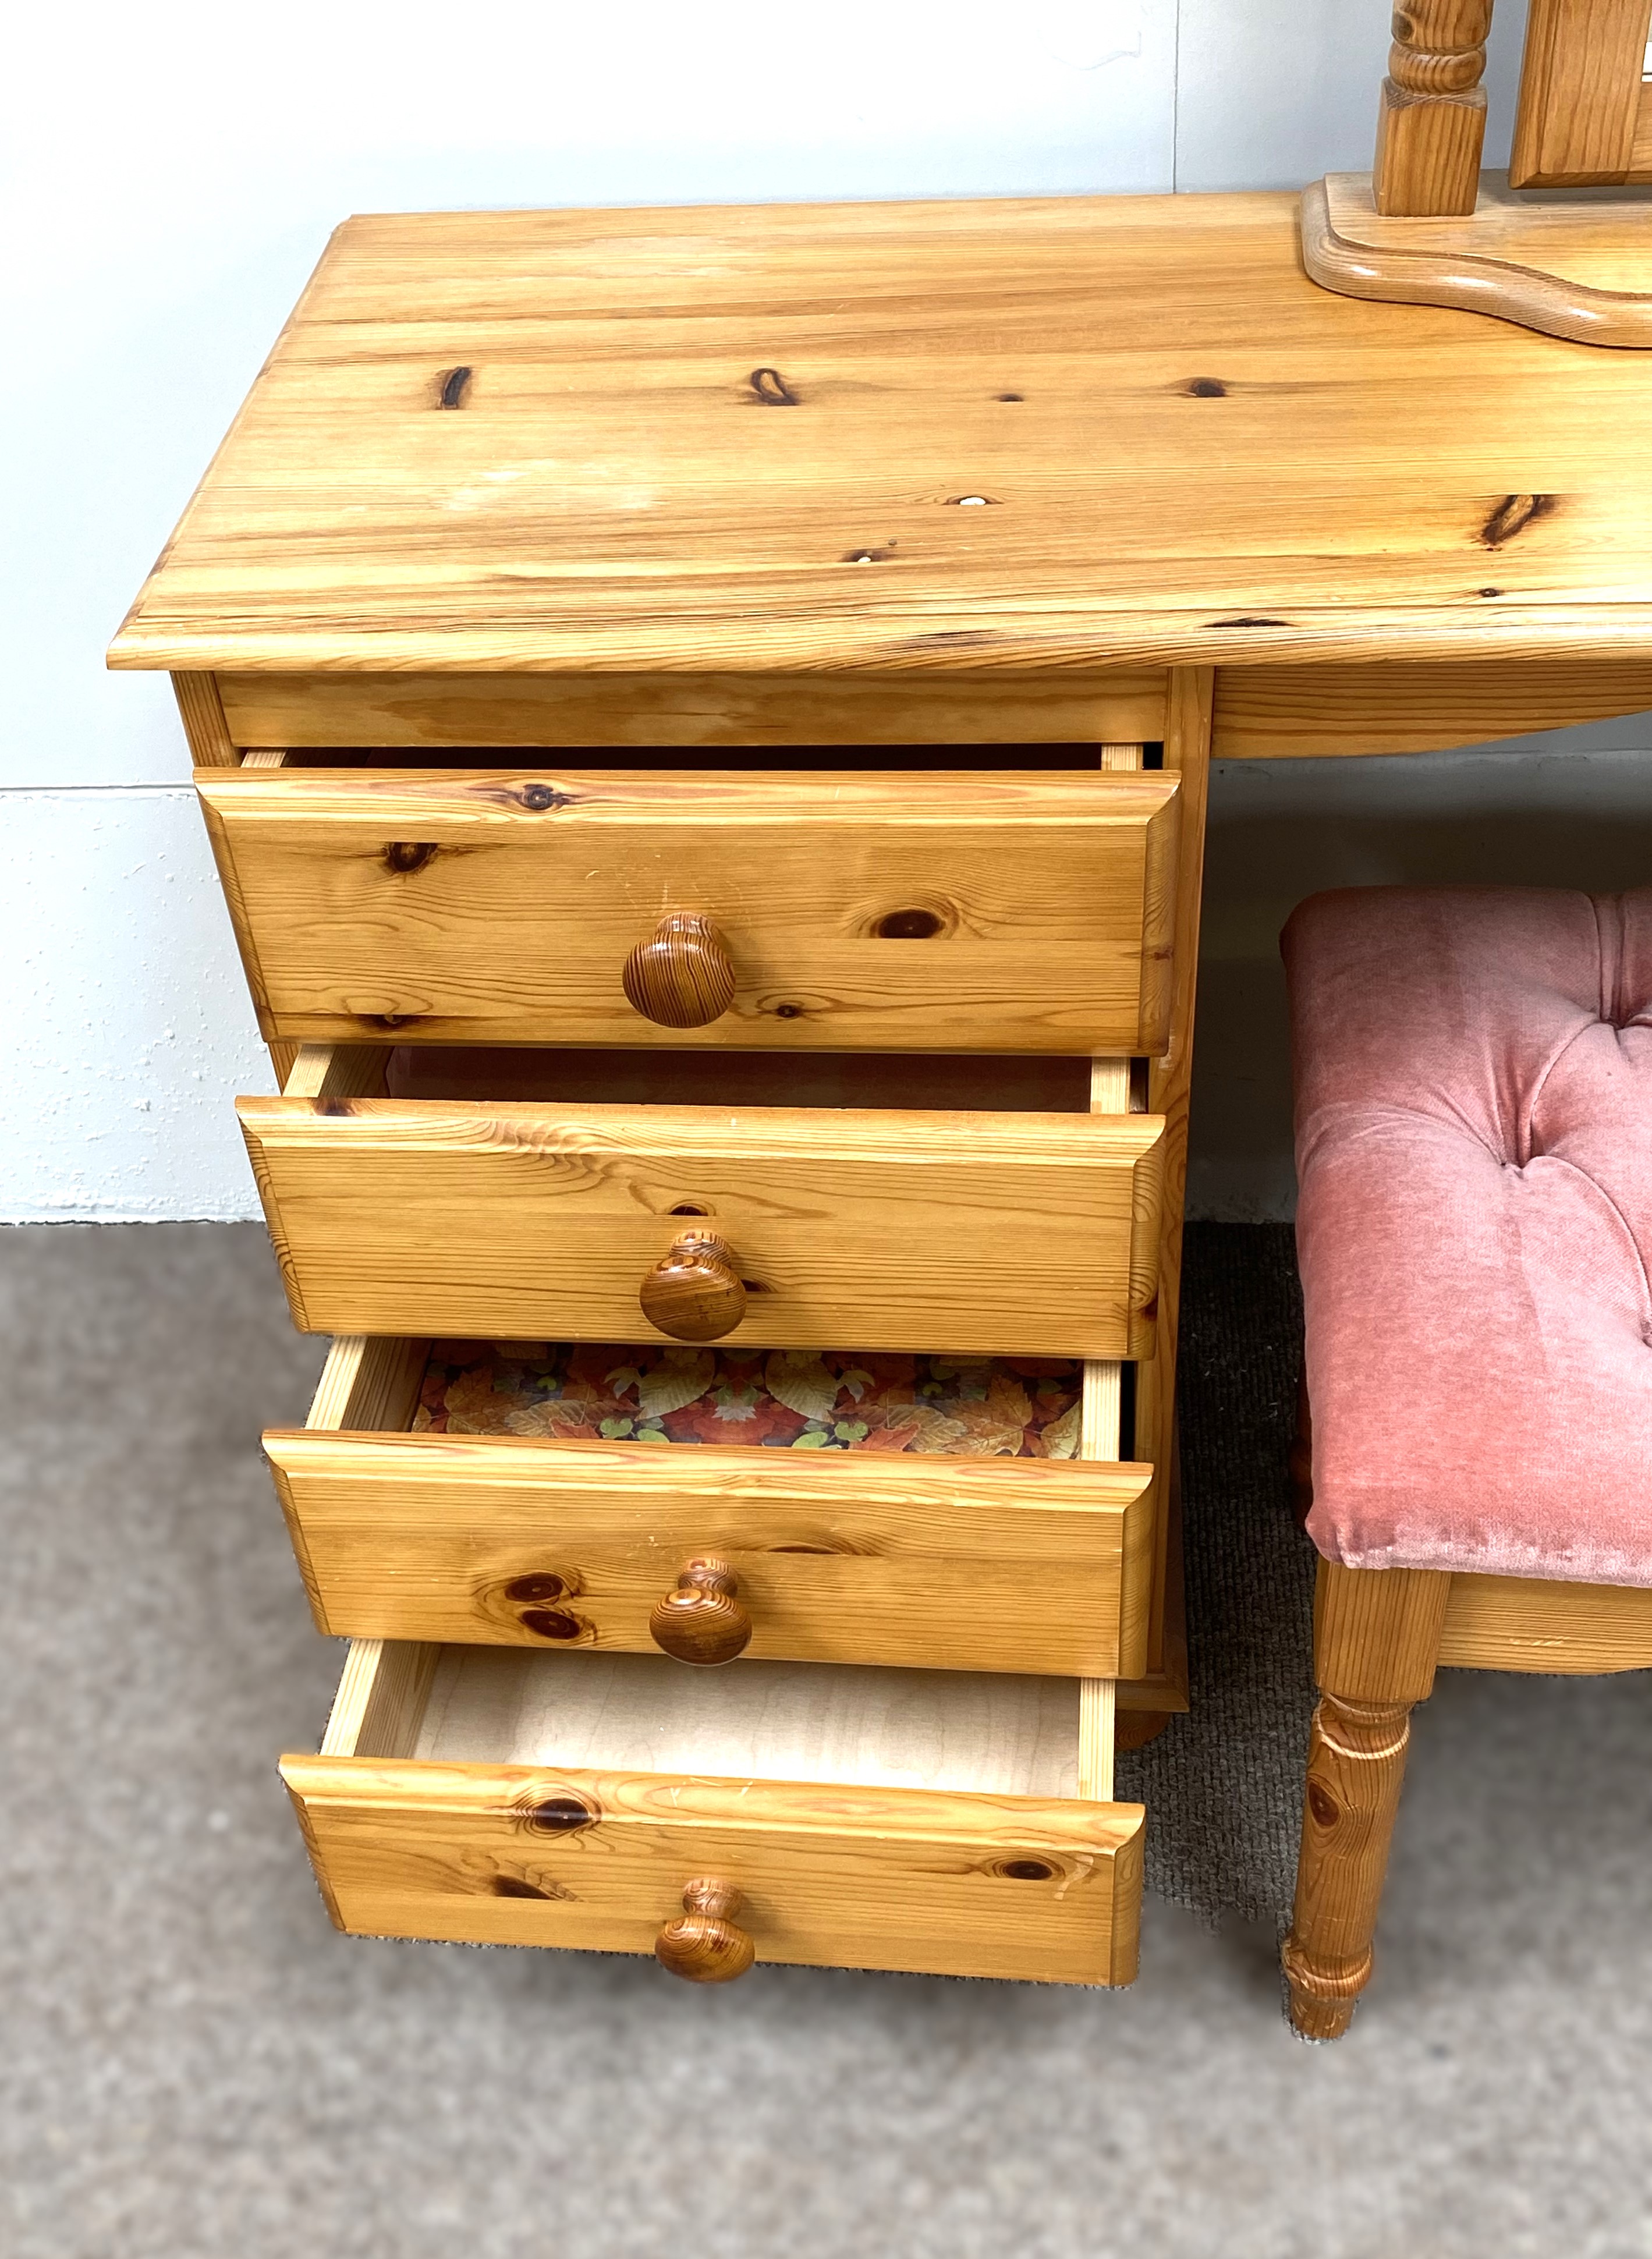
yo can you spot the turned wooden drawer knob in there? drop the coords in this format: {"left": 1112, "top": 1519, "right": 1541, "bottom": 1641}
{"left": 655, "top": 1878, "right": 755, "bottom": 1983}
{"left": 623, "top": 914, "right": 736, "bottom": 1029}
{"left": 650, "top": 1556, "right": 752, "bottom": 1666}
{"left": 639, "top": 1230, "right": 747, "bottom": 1342}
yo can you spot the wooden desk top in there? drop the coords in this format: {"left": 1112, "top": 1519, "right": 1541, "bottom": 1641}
{"left": 109, "top": 190, "right": 1652, "bottom": 677}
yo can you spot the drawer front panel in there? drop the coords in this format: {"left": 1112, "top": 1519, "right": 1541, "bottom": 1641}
{"left": 264, "top": 1431, "right": 1155, "bottom": 1678}
{"left": 282, "top": 1754, "right": 1144, "bottom": 1985}
{"left": 199, "top": 768, "right": 1180, "bottom": 1055}
{"left": 237, "top": 1099, "right": 1164, "bottom": 1357}
{"left": 213, "top": 669, "right": 1170, "bottom": 751}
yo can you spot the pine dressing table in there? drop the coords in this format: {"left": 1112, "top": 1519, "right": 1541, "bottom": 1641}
{"left": 109, "top": 189, "right": 1652, "bottom": 1987}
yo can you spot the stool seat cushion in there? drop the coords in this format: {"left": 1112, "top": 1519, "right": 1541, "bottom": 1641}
{"left": 1284, "top": 886, "right": 1652, "bottom": 1586}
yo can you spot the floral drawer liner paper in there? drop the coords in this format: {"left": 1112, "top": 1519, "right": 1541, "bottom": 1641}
{"left": 416, "top": 1342, "right": 1086, "bottom": 1459}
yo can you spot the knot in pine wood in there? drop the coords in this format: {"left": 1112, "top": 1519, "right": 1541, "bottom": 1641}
{"left": 515, "top": 1787, "right": 598, "bottom": 1835}
{"left": 1480, "top": 493, "right": 1554, "bottom": 548}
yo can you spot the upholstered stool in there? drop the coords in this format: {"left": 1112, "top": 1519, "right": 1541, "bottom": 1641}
{"left": 1278, "top": 886, "right": 1652, "bottom": 2037}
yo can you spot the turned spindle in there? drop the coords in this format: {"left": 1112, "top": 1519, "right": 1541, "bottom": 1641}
{"left": 623, "top": 913, "right": 736, "bottom": 1029}
{"left": 638, "top": 1230, "right": 747, "bottom": 1342}
{"left": 1282, "top": 1690, "right": 1416, "bottom": 2038}
{"left": 649, "top": 1556, "right": 753, "bottom": 1666}
{"left": 655, "top": 1878, "right": 756, "bottom": 1982}
{"left": 1374, "top": 0, "right": 1494, "bottom": 216}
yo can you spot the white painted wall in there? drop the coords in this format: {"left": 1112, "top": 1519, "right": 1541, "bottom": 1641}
{"left": 1, "top": 795, "right": 267, "bottom": 1219}
{"left": 11, "top": 0, "right": 1646, "bottom": 1224}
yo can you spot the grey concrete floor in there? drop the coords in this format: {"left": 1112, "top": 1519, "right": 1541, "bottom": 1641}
{"left": 3, "top": 1225, "right": 1650, "bottom": 2259}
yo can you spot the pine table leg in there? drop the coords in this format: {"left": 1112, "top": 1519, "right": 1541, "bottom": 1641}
{"left": 1282, "top": 1559, "right": 1451, "bottom": 2037}
{"left": 1282, "top": 1689, "right": 1415, "bottom": 2037}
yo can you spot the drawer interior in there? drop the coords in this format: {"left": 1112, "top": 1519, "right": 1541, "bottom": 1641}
{"left": 413, "top": 1647, "right": 1084, "bottom": 1797}
{"left": 276, "top": 743, "right": 1153, "bottom": 773}
{"left": 382, "top": 1044, "right": 1093, "bottom": 1115}
{"left": 322, "top": 1637, "right": 1107, "bottom": 1800}
{"left": 413, "top": 1336, "right": 1100, "bottom": 1456}
{"left": 307, "top": 1332, "right": 1129, "bottom": 1464}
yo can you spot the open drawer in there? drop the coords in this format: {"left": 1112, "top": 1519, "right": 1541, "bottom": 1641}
{"left": 198, "top": 763, "right": 1180, "bottom": 1056}
{"left": 282, "top": 1637, "right": 1146, "bottom": 1984}
{"left": 266, "top": 1336, "right": 1155, "bottom": 1680}
{"left": 237, "top": 1045, "right": 1165, "bottom": 1358}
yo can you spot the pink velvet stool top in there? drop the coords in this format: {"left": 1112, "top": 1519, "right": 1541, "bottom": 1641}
{"left": 1284, "top": 887, "right": 1652, "bottom": 1587}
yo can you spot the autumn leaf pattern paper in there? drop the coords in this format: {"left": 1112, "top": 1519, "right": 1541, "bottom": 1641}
{"left": 415, "top": 1341, "right": 1086, "bottom": 1457}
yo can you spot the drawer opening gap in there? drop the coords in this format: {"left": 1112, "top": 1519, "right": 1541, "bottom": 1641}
{"left": 382, "top": 1045, "right": 1104, "bottom": 1114}
{"left": 275, "top": 743, "right": 1124, "bottom": 773}
{"left": 329, "top": 1639, "right": 1095, "bottom": 1802}
{"left": 306, "top": 1333, "right": 1111, "bottom": 1463}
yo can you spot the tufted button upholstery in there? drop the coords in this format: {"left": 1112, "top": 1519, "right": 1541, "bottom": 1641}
{"left": 1284, "top": 886, "right": 1652, "bottom": 1586}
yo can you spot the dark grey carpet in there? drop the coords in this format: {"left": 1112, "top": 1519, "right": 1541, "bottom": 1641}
{"left": 1118, "top": 1222, "right": 1316, "bottom": 1927}
{"left": 3, "top": 1223, "right": 1650, "bottom": 2259}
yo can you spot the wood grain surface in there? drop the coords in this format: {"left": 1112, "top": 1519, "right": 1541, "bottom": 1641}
{"left": 1282, "top": 1690, "right": 1415, "bottom": 2040}
{"left": 215, "top": 670, "right": 1169, "bottom": 749}
{"left": 172, "top": 672, "right": 235, "bottom": 765}
{"left": 1304, "top": 172, "right": 1652, "bottom": 347}
{"left": 284, "top": 1642, "right": 1144, "bottom": 1983}
{"left": 1213, "top": 652, "right": 1652, "bottom": 757}
{"left": 302, "top": 1334, "right": 430, "bottom": 1434}
{"left": 280, "top": 1042, "right": 391, "bottom": 1102}
{"left": 1313, "top": 1559, "right": 1451, "bottom": 1705}
{"left": 236, "top": 1091, "right": 1165, "bottom": 1357}
{"left": 275, "top": 1335, "right": 431, "bottom": 1625}
{"left": 1282, "top": 1558, "right": 1454, "bottom": 2036}
{"left": 320, "top": 1636, "right": 439, "bottom": 1760}
{"left": 197, "top": 766, "right": 1182, "bottom": 1055}
{"left": 1077, "top": 1048, "right": 1129, "bottom": 1782}
{"left": 622, "top": 914, "right": 738, "bottom": 1030}
{"left": 1131, "top": 671, "right": 1210, "bottom": 1703}
{"left": 635, "top": 1229, "right": 749, "bottom": 1342}
{"left": 647, "top": 1559, "right": 754, "bottom": 1668}
{"left": 655, "top": 1877, "right": 756, "bottom": 1980}
{"left": 1512, "top": 0, "right": 1652, "bottom": 186}
{"left": 1373, "top": 0, "right": 1493, "bottom": 217}
{"left": 414, "top": 1646, "right": 1085, "bottom": 1787}
{"left": 262, "top": 1426, "right": 1155, "bottom": 1677}
{"left": 107, "top": 193, "right": 1652, "bottom": 679}
{"left": 1438, "top": 1569, "right": 1652, "bottom": 1672}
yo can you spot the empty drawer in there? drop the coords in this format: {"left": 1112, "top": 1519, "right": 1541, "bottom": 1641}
{"left": 283, "top": 1638, "right": 1145, "bottom": 1984}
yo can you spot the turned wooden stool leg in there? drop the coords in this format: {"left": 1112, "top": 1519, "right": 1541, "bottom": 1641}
{"left": 1282, "top": 1690, "right": 1415, "bottom": 2037}
{"left": 1282, "top": 1559, "right": 1452, "bottom": 2038}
